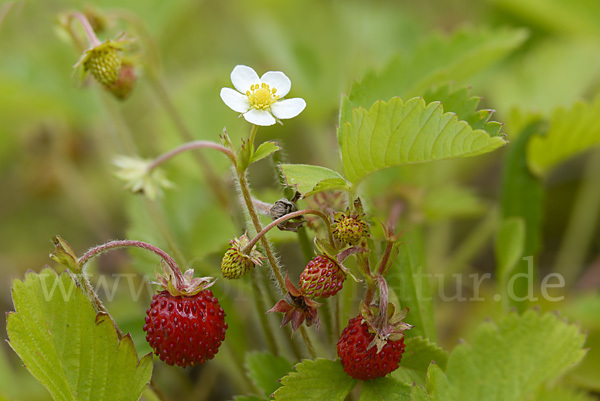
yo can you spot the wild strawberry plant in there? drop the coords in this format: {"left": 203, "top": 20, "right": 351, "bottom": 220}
{"left": 3, "top": 2, "right": 600, "bottom": 401}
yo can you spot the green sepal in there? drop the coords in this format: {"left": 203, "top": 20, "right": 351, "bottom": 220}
{"left": 50, "top": 235, "right": 80, "bottom": 273}
{"left": 250, "top": 141, "right": 281, "bottom": 165}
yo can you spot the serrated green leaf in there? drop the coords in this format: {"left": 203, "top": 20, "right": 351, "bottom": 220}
{"left": 340, "top": 98, "right": 507, "bottom": 183}
{"left": 386, "top": 228, "right": 436, "bottom": 342}
{"left": 6, "top": 268, "right": 153, "bottom": 401}
{"left": 358, "top": 377, "right": 412, "bottom": 401}
{"left": 411, "top": 363, "right": 451, "bottom": 401}
{"left": 568, "top": 329, "right": 600, "bottom": 392}
{"left": 279, "top": 164, "right": 350, "bottom": 196}
{"left": 527, "top": 99, "right": 600, "bottom": 177}
{"left": 341, "top": 27, "right": 528, "bottom": 128}
{"left": 446, "top": 310, "right": 586, "bottom": 401}
{"left": 251, "top": 141, "right": 281, "bottom": 165}
{"left": 272, "top": 359, "right": 356, "bottom": 401}
{"left": 245, "top": 352, "right": 293, "bottom": 397}
{"left": 495, "top": 217, "right": 525, "bottom": 308}
{"left": 391, "top": 337, "right": 448, "bottom": 386}
{"left": 424, "top": 85, "right": 503, "bottom": 137}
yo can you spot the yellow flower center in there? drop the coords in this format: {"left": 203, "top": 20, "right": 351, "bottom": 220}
{"left": 246, "top": 83, "right": 279, "bottom": 110}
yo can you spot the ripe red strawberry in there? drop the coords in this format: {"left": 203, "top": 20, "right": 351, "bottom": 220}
{"left": 143, "top": 262, "right": 227, "bottom": 367}
{"left": 144, "top": 289, "right": 227, "bottom": 367}
{"left": 299, "top": 255, "right": 346, "bottom": 298}
{"left": 337, "top": 316, "right": 406, "bottom": 381}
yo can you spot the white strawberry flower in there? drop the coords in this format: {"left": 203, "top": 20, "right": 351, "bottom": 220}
{"left": 220, "top": 65, "right": 306, "bottom": 126}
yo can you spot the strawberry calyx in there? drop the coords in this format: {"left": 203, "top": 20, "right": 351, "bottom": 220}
{"left": 153, "top": 260, "right": 216, "bottom": 297}
{"left": 268, "top": 275, "right": 320, "bottom": 335}
{"left": 359, "top": 276, "right": 413, "bottom": 352}
{"left": 233, "top": 233, "right": 266, "bottom": 266}
{"left": 314, "top": 238, "right": 361, "bottom": 283}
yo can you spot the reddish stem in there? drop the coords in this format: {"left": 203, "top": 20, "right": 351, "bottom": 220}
{"left": 243, "top": 209, "right": 333, "bottom": 253}
{"left": 148, "top": 140, "right": 237, "bottom": 171}
{"left": 78, "top": 240, "right": 184, "bottom": 286}
{"left": 71, "top": 12, "right": 101, "bottom": 47}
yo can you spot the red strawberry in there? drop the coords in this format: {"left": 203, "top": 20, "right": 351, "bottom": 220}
{"left": 299, "top": 255, "right": 346, "bottom": 298}
{"left": 144, "top": 289, "right": 227, "bottom": 367}
{"left": 143, "top": 262, "right": 226, "bottom": 367}
{"left": 337, "top": 316, "right": 406, "bottom": 381}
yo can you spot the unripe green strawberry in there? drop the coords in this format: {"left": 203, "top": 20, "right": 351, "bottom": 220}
{"left": 333, "top": 210, "right": 369, "bottom": 245}
{"left": 83, "top": 44, "right": 121, "bottom": 86}
{"left": 299, "top": 255, "right": 345, "bottom": 298}
{"left": 220, "top": 234, "right": 265, "bottom": 279}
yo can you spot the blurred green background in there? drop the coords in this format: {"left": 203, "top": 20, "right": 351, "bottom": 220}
{"left": 2, "top": 0, "right": 600, "bottom": 400}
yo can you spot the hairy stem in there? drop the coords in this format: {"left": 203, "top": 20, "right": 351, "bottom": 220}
{"left": 250, "top": 272, "right": 280, "bottom": 356}
{"left": 243, "top": 209, "right": 333, "bottom": 253}
{"left": 79, "top": 239, "right": 183, "bottom": 284}
{"left": 70, "top": 12, "right": 101, "bottom": 47}
{"left": 237, "top": 172, "right": 286, "bottom": 290}
{"left": 146, "top": 76, "right": 231, "bottom": 209}
{"left": 236, "top": 160, "right": 317, "bottom": 358}
{"left": 148, "top": 140, "right": 237, "bottom": 171}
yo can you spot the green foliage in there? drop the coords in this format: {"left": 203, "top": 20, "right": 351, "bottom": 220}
{"left": 341, "top": 27, "right": 528, "bottom": 124}
{"left": 422, "top": 184, "right": 487, "bottom": 221}
{"left": 495, "top": 217, "right": 525, "bottom": 308}
{"left": 6, "top": 268, "right": 153, "bottom": 401}
{"left": 279, "top": 163, "right": 350, "bottom": 196}
{"left": 339, "top": 98, "right": 507, "bottom": 184}
{"left": 391, "top": 337, "right": 448, "bottom": 386}
{"left": 527, "top": 99, "right": 600, "bottom": 177}
{"left": 272, "top": 359, "right": 356, "bottom": 401}
{"left": 232, "top": 396, "right": 268, "bottom": 401}
{"left": 251, "top": 141, "right": 282, "bottom": 165}
{"left": 386, "top": 228, "right": 436, "bottom": 341}
{"left": 423, "top": 85, "right": 503, "bottom": 136}
{"left": 500, "top": 122, "right": 544, "bottom": 310}
{"left": 446, "top": 310, "right": 586, "bottom": 401}
{"left": 245, "top": 352, "right": 293, "bottom": 397}
{"left": 359, "top": 377, "right": 412, "bottom": 401}
{"left": 492, "top": 0, "right": 600, "bottom": 36}
{"left": 410, "top": 363, "right": 450, "bottom": 401}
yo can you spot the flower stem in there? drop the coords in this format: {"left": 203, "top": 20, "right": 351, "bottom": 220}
{"left": 249, "top": 272, "right": 280, "bottom": 356}
{"left": 243, "top": 209, "right": 333, "bottom": 253}
{"left": 70, "top": 12, "right": 101, "bottom": 47}
{"left": 248, "top": 124, "right": 259, "bottom": 152}
{"left": 148, "top": 140, "right": 237, "bottom": 171}
{"left": 79, "top": 239, "right": 184, "bottom": 284}
{"left": 236, "top": 167, "right": 317, "bottom": 358}
{"left": 146, "top": 75, "right": 231, "bottom": 210}
{"left": 237, "top": 172, "right": 286, "bottom": 290}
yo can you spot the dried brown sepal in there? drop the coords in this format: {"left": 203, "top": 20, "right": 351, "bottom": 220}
{"left": 267, "top": 275, "right": 320, "bottom": 335}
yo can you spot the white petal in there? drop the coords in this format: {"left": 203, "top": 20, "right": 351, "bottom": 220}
{"left": 244, "top": 109, "right": 277, "bottom": 126}
{"left": 261, "top": 71, "right": 291, "bottom": 97}
{"left": 270, "top": 98, "right": 306, "bottom": 120}
{"left": 231, "top": 65, "right": 260, "bottom": 93}
{"left": 220, "top": 87, "right": 251, "bottom": 113}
